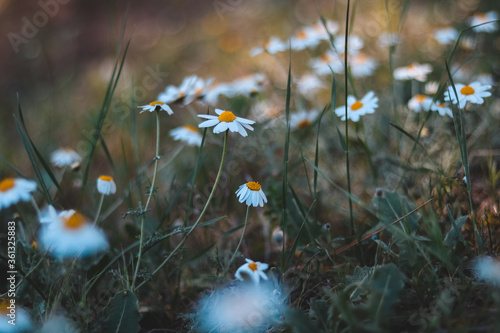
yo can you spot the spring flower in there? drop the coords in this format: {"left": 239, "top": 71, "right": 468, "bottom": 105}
{"left": 425, "top": 81, "right": 440, "bottom": 95}
{"left": 394, "top": 63, "right": 432, "bottom": 82}
{"left": 309, "top": 51, "right": 343, "bottom": 76}
{"left": 97, "top": 175, "right": 116, "bottom": 195}
{"left": 334, "top": 91, "right": 378, "bottom": 122}
{"left": 290, "top": 27, "right": 321, "bottom": 51}
{"left": 157, "top": 75, "right": 213, "bottom": 106}
{"left": 334, "top": 34, "right": 364, "bottom": 55}
{"left": 137, "top": 101, "right": 173, "bottom": 115}
{"left": 198, "top": 109, "right": 255, "bottom": 137}
{"left": 250, "top": 37, "right": 287, "bottom": 56}
{"left": 39, "top": 208, "right": 109, "bottom": 258}
{"left": 473, "top": 256, "right": 500, "bottom": 286}
{"left": 469, "top": 11, "right": 499, "bottom": 32}
{"left": 309, "top": 19, "right": 339, "bottom": 40}
{"left": 430, "top": 101, "right": 453, "bottom": 117}
{"left": 235, "top": 181, "right": 267, "bottom": 207}
{"left": 235, "top": 258, "right": 269, "bottom": 284}
{"left": 0, "top": 178, "right": 37, "bottom": 210}
{"left": 350, "top": 53, "right": 378, "bottom": 78}
{"left": 296, "top": 74, "right": 325, "bottom": 97}
{"left": 169, "top": 125, "right": 203, "bottom": 146}
{"left": 203, "top": 74, "right": 266, "bottom": 106}
{"left": 50, "top": 148, "right": 82, "bottom": 170}
{"left": 0, "top": 298, "right": 33, "bottom": 333}
{"left": 408, "top": 94, "right": 432, "bottom": 112}
{"left": 290, "top": 110, "right": 319, "bottom": 130}
{"left": 377, "top": 32, "right": 399, "bottom": 48}
{"left": 433, "top": 27, "right": 458, "bottom": 45}
{"left": 444, "top": 81, "right": 492, "bottom": 108}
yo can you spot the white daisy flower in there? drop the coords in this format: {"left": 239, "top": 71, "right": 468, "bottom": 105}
{"left": 473, "top": 256, "right": 500, "bottom": 286}
{"left": 433, "top": 27, "right": 458, "bottom": 45}
{"left": 394, "top": 63, "right": 432, "bottom": 82}
{"left": 0, "top": 299, "right": 33, "bottom": 333}
{"left": 137, "top": 101, "right": 173, "bottom": 115}
{"left": 377, "top": 32, "right": 399, "bottom": 48}
{"left": 425, "top": 81, "right": 440, "bottom": 95}
{"left": 469, "top": 11, "right": 499, "bottom": 32}
{"left": 157, "top": 76, "right": 213, "bottom": 106}
{"left": 97, "top": 175, "right": 116, "bottom": 195}
{"left": 334, "top": 34, "right": 364, "bottom": 55}
{"left": 0, "top": 178, "right": 37, "bottom": 210}
{"left": 235, "top": 258, "right": 269, "bottom": 284}
{"left": 309, "top": 19, "right": 339, "bottom": 40}
{"left": 38, "top": 208, "right": 109, "bottom": 258}
{"left": 296, "top": 74, "right": 325, "bottom": 97}
{"left": 444, "top": 81, "right": 492, "bottom": 108}
{"left": 334, "top": 91, "right": 378, "bottom": 122}
{"left": 198, "top": 109, "right": 255, "bottom": 137}
{"left": 50, "top": 148, "right": 82, "bottom": 170}
{"left": 235, "top": 181, "right": 268, "bottom": 207}
{"left": 250, "top": 37, "right": 287, "bottom": 56}
{"left": 430, "top": 101, "right": 453, "bottom": 117}
{"left": 290, "top": 27, "right": 321, "bottom": 51}
{"left": 169, "top": 125, "right": 203, "bottom": 146}
{"left": 290, "top": 110, "right": 319, "bottom": 130}
{"left": 228, "top": 73, "right": 266, "bottom": 97}
{"left": 350, "top": 53, "right": 378, "bottom": 78}
{"left": 309, "top": 51, "right": 343, "bottom": 76}
{"left": 408, "top": 94, "right": 432, "bottom": 112}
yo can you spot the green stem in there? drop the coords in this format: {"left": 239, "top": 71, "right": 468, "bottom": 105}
{"left": 132, "top": 109, "right": 161, "bottom": 290}
{"left": 225, "top": 205, "right": 250, "bottom": 276}
{"left": 93, "top": 193, "right": 105, "bottom": 225}
{"left": 135, "top": 131, "right": 229, "bottom": 291}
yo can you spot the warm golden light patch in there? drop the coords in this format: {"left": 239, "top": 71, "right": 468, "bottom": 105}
{"left": 64, "top": 212, "right": 87, "bottom": 230}
{"left": 246, "top": 182, "right": 261, "bottom": 191}
{"left": 460, "top": 86, "right": 475, "bottom": 95}
{"left": 218, "top": 111, "right": 236, "bottom": 122}
{"left": 32, "top": 241, "right": 38, "bottom": 250}
{"left": 350, "top": 101, "right": 363, "bottom": 111}
{"left": 248, "top": 262, "right": 258, "bottom": 271}
{"left": 0, "top": 178, "right": 15, "bottom": 192}
{"left": 297, "top": 119, "right": 312, "bottom": 130}
{"left": 183, "top": 125, "right": 199, "bottom": 133}
{"left": 149, "top": 101, "right": 164, "bottom": 106}
{"left": 0, "top": 299, "right": 9, "bottom": 314}
{"left": 99, "top": 175, "right": 113, "bottom": 182}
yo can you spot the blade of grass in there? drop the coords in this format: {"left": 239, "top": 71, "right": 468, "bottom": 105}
{"left": 0, "top": 155, "right": 27, "bottom": 178}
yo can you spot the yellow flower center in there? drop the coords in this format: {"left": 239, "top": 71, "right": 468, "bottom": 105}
{"left": 246, "top": 182, "right": 261, "bottom": 191}
{"left": 0, "top": 178, "right": 15, "bottom": 192}
{"left": 0, "top": 298, "right": 9, "bottom": 314}
{"left": 64, "top": 211, "right": 87, "bottom": 230}
{"left": 218, "top": 111, "right": 236, "bottom": 122}
{"left": 297, "top": 119, "right": 312, "bottom": 130}
{"left": 99, "top": 175, "right": 113, "bottom": 182}
{"left": 183, "top": 125, "right": 199, "bottom": 133}
{"left": 194, "top": 88, "right": 203, "bottom": 95}
{"left": 321, "top": 53, "right": 331, "bottom": 62}
{"left": 248, "top": 262, "right": 258, "bottom": 271}
{"left": 296, "top": 30, "right": 307, "bottom": 39}
{"left": 416, "top": 94, "right": 427, "bottom": 102}
{"left": 350, "top": 101, "right": 363, "bottom": 111}
{"left": 149, "top": 101, "right": 164, "bottom": 106}
{"left": 437, "top": 103, "right": 446, "bottom": 108}
{"left": 355, "top": 54, "right": 368, "bottom": 64}
{"left": 32, "top": 241, "right": 38, "bottom": 250}
{"left": 178, "top": 91, "right": 185, "bottom": 97}
{"left": 460, "top": 86, "right": 475, "bottom": 96}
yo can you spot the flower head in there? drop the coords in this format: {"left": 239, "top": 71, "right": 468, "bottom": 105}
{"left": 290, "top": 110, "right": 319, "bottom": 130}
{"left": 0, "top": 298, "right": 33, "bottom": 333}
{"left": 334, "top": 91, "right": 378, "bottom": 122}
{"left": 296, "top": 74, "right": 325, "bottom": 97}
{"left": 157, "top": 75, "right": 213, "bottom": 106}
{"left": 290, "top": 27, "right": 321, "bottom": 51}
{"left": 203, "top": 74, "right": 266, "bottom": 106}
{"left": 309, "top": 51, "right": 343, "bottom": 76}
{"left": 170, "top": 125, "right": 203, "bottom": 146}
{"left": 97, "top": 175, "right": 116, "bottom": 195}
{"left": 235, "top": 181, "right": 268, "bottom": 207}
{"left": 377, "top": 32, "right": 399, "bottom": 48}
{"left": 433, "top": 27, "right": 458, "bottom": 45}
{"left": 250, "top": 37, "right": 287, "bottom": 56}
{"left": 444, "top": 81, "right": 492, "bottom": 108}
{"left": 469, "top": 11, "right": 499, "bottom": 32}
{"left": 394, "top": 63, "right": 432, "bottom": 82}
{"left": 235, "top": 258, "right": 269, "bottom": 284}
{"left": 334, "top": 34, "right": 364, "bottom": 55}
{"left": 0, "top": 178, "right": 37, "bottom": 210}
{"left": 309, "top": 19, "right": 339, "bottom": 40}
{"left": 50, "top": 148, "right": 82, "bottom": 170}
{"left": 473, "top": 256, "right": 500, "bottom": 286}
{"left": 430, "top": 101, "right": 453, "bottom": 117}
{"left": 350, "top": 53, "right": 378, "bottom": 78}
{"left": 408, "top": 94, "right": 432, "bottom": 112}
{"left": 198, "top": 109, "right": 255, "bottom": 137}
{"left": 38, "top": 208, "right": 109, "bottom": 258}
{"left": 138, "top": 101, "right": 173, "bottom": 115}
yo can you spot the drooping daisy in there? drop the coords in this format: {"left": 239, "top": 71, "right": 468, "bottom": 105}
{"left": 137, "top": 101, "right": 173, "bottom": 115}
{"left": 50, "top": 148, "right": 82, "bottom": 170}
{"left": 290, "top": 27, "right": 321, "bottom": 51}
{"left": 290, "top": 110, "right": 319, "bottom": 130}
{"left": 469, "top": 11, "right": 499, "bottom": 32}
{"left": 433, "top": 27, "right": 458, "bottom": 45}
{"left": 198, "top": 109, "right": 255, "bottom": 137}
{"left": 0, "top": 298, "right": 33, "bottom": 333}
{"left": 394, "top": 63, "right": 432, "bottom": 82}
{"left": 334, "top": 34, "right": 364, "bottom": 55}
{"left": 235, "top": 181, "right": 267, "bottom": 207}
{"left": 235, "top": 258, "right": 269, "bottom": 284}
{"left": 473, "top": 256, "right": 500, "bottom": 286}
{"left": 430, "top": 101, "right": 453, "bottom": 117}
{"left": 169, "top": 125, "right": 203, "bottom": 146}
{"left": 38, "top": 208, "right": 109, "bottom": 258}
{"left": 334, "top": 91, "right": 378, "bottom": 122}
{"left": 296, "top": 74, "right": 325, "bottom": 97}
{"left": 407, "top": 94, "right": 432, "bottom": 112}
{"left": 97, "top": 175, "right": 116, "bottom": 195}
{"left": 0, "top": 178, "right": 37, "bottom": 210}
{"left": 250, "top": 37, "right": 287, "bottom": 56}
{"left": 444, "top": 81, "right": 492, "bottom": 108}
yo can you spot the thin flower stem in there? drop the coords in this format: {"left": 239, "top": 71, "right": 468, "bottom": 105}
{"left": 30, "top": 196, "right": 42, "bottom": 220}
{"left": 135, "top": 131, "right": 229, "bottom": 291}
{"left": 132, "top": 109, "right": 161, "bottom": 290}
{"left": 93, "top": 193, "right": 105, "bottom": 225}
{"left": 225, "top": 205, "right": 250, "bottom": 276}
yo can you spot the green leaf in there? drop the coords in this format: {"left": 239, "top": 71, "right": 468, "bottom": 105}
{"left": 372, "top": 191, "right": 421, "bottom": 236}
{"left": 444, "top": 214, "right": 468, "bottom": 248}
{"left": 102, "top": 290, "right": 141, "bottom": 333}
{"left": 365, "top": 263, "right": 405, "bottom": 320}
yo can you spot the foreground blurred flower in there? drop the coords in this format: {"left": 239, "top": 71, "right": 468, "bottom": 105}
{"left": 235, "top": 182, "right": 267, "bottom": 207}
{"left": 469, "top": 11, "right": 499, "bottom": 32}
{"left": 50, "top": 147, "right": 82, "bottom": 170}
{"left": 39, "top": 208, "right": 109, "bottom": 258}
{"left": 290, "top": 110, "right": 319, "bottom": 130}
{"left": 97, "top": 175, "right": 116, "bottom": 195}
{"left": 433, "top": 27, "right": 458, "bottom": 45}
{"left": 198, "top": 109, "right": 255, "bottom": 137}
{"left": 137, "top": 101, "right": 173, "bottom": 115}
{"left": 235, "top": 258, "right": 269, "bottom": 284}
{"left": 335, "top": 91, "right": 378, "bottom": 122}
{"left": 473, "top": 256, "right": 500, "bottom": 286}
{"left": 170, "top": 125, "right": 203, "bottom": 146}
{"left": 0, "top": 178, "right": 37, "bottom": 210}
{"left": 407, "top": 94, "right": 432, "bottom": 112}
{"left": 393, "top": 63, "right": 432, "bottom": 82}
{"left": 0, "top": 298, "right": 33, "bottom": 333}
{"left": 444, "top": 81, "right": 492, "bottom": 108}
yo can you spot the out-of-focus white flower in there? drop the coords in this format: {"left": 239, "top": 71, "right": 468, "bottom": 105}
{"left": 476, "top": 73, "right": 494, "bottom": 85}
{"left": 377, "top": 32, "right": 399, "bottom": 48}
{"left": 203, "top": 74, "right": 266, "bottom": 106}
{"left": 97, "top": 175, "right": 116, "bottom": 195}
{"left": 50, "top": 148, "right": 82, "bottom": 170}
{"left": 350, "top": 53, "right": 378, "bottom": 78}
{"left": 408, "top": 94, "right": 432, "bottom": 112}
{"left": 290, "top": 27, "right": 321, "bottom": 51}
{"left": 137, "top": 101, "right": 173, "bottom": 115}
{"left": 309, "top": 51, "right": 343, "bottom": 76}
{"left": 235, "top": 182, "right": 267, "bottom": 207}
{"left": 198, "top": 109, "right": 255, "bottom": 137}
{"left": 39, "top": 315, "right": 78, "bottom": 333}
{"left": 473, "top": 256, "right": 500, "bottom": 286}
{"left": 334, "top": 91, "right": 378, "bottom": 122}
{"left": 430, "top": 101, "right": 453, "bottom": 117}
{"left": 169, "top": 125, "right": 203, "bottom": 146}
{"left": 0, "top": 299, "right": 33, "bottom": 333}
{"left": 394, "top": 63, "right": 432, "bottom": 82}
{"left": 290, "top": 110, "right": 319, "bottom": 130}
{"left": 469, "top": 11, "right": 499, "bottom": 32}
{"left": 309, "top": 19, "right": 339, "bottom": 40}
{"left": 296, "top": 74, "right": 325, "bottom": 97}
{"left": 158, "top": 76, "right": 213, "bottom": 106}
{"left": 39, "top": 208, "right": 109, "bottom": 258}
{"left": 334, "top": 34, "right": 364, "bottom": 55}
{"left": 459, "top": 36, "right": 477, "bottom": 50}
{"left": 425, "top": 81, "right": 440, "bottom": 95}
{"left": 235, "top": 258, "right": 269, "bottom": 284}
{"left": 433, "top": 27, "right": 458, "bottom": 45}
{"left": 250, "top": 37, "right": 287, "bottom": 56}
{"left": 0, "top": 178, "right": 37, "bottom": 210}
{"left": 444, "top": 81, "right": 492, "bottom": 108}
